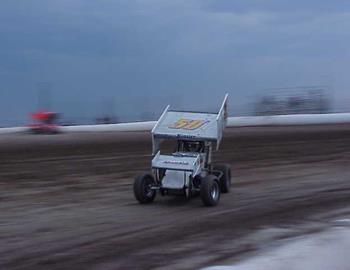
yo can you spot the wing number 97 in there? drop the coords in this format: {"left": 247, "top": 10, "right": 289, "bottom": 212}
{"left": 169, "top": 119, "right": 207, "bottom": 130}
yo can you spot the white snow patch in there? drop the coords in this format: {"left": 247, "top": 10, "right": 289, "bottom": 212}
{"left": 203, "top": 227, "right": 350, "bottom": 270}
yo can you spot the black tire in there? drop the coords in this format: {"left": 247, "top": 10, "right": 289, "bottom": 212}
{"left": 200, "top": 175, "right": 220, "bottom": 207}
{"left": 214, "top": 164, "right": 231, "bottom": 193}
{"left": 189, "top": 175, "right": 201, "bottom": 197}
{"left": 133, "top": 174, "right": 156, "bottom": 204}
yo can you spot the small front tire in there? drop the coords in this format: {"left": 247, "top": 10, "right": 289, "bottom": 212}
{"left": 200, "top": 175, "right": 220, "bottom": 207}
{"left": 133, "top": 174, "right": 156, "bottom": 204}
{"left": 214, "top": 164, "right": 231, "bottom": 193}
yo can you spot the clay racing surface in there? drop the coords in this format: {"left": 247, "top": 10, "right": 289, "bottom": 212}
{"left": 1, "top": 125, "right": 350, "bottom": 269}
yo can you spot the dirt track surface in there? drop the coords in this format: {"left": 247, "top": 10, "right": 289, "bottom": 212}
{"left": 1, "top": 125, "right": 350, "bottom": 269}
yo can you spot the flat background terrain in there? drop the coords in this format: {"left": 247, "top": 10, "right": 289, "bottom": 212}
{"left": 1, "top": 125, "right": 350, "bottom": 269}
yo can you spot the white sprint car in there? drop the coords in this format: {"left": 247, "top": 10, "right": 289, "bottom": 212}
{"left": 133, "top": 94, "right": 231, "bottom": 206}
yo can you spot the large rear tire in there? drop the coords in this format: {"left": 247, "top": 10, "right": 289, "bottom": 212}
{"left": 133, "top": 174, "right": 156, "bottom": 204}
{"left": 200, "top": 175, "right": 220, "bottom": 207}
{"left": 214, "top": 164, "right": 231, "bottom": 193}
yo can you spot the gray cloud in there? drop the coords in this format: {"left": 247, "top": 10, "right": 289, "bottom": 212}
{"left": 1, "top": 0, "right": 350, "bottom": 125}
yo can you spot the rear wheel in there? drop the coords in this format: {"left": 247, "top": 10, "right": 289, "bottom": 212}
{"left": 133, "top": 174, "right": 156, "bottom": 204}
{"left": 214, "top": 164, "right": 231, "bottom": 193}
{"left": 200, "top": 175, "right": 220, "bottom": 206}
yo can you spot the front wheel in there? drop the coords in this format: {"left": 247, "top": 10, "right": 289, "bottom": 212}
{"left": 213, "top": 164, "right": 231, "bottom": 193}
{"left": 200, "top": 175, "right": 220, "bottom": 207}
{"left": 133, "top": 174, "right": 156, "bottom": 204}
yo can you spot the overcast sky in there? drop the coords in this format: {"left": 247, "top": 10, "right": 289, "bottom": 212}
{"left": 1, "top": 0, "right": 350, "bottom": 125}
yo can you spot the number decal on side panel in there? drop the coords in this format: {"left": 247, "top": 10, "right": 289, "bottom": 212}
{"left": 169, "top": 119, "right": 207, "bottom": 130}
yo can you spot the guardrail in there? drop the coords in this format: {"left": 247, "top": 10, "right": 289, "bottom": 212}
{"left": 227, "top": 113, "right": 350, "bottom": 127}
{"left": 1, "top": 113, "right": 350, "bottom": 134}
{"left": 60, "top": 121, "right": 156, "bottom": 133}
{"left": 0, "top": 127, "right": 28, "bottom": 134}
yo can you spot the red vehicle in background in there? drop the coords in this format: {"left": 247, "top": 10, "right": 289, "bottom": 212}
{"left": 28, "top": 110, "right": 60, "bottom": 134}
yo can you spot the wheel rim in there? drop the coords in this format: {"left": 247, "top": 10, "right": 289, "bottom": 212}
{"left": 210, "top": 183, "right": 219, "bottom": 201}
{"left": 144, "top": 178, "right": 155, "bottom": 198}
